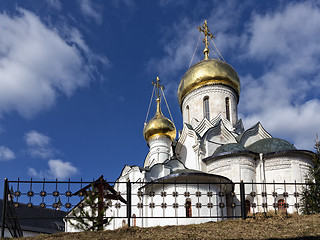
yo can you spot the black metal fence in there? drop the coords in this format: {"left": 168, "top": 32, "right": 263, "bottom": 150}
{"left": 1, "top": 177, "right": 319, "bottom": 237}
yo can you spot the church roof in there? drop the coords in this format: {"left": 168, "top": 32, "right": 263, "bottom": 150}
{"left": 140, "top": 171, "right": 234, "bottom": 191}
{"left": 171, "top": 169, "right": 204, "bottom": 174}
{"left": 237, "top": 122, "right": 272, "bottom": 147}
{"left": 0, "top": 199, "right": 66, "bottom": 234}
{"left": 246, "top": 138, "right": 296, "bottom": 154}
{"left": 214, "top": 143, "right": 246, "bottom": 155}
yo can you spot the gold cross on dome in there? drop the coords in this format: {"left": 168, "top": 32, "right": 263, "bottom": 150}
{"left": 197, "top": 20, "right": 215, "bottom": 60}
{"left": 152, "top": 76, "right": 164, "bottom": 99}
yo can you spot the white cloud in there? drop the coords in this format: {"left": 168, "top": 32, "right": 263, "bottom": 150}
{"left": 239, "top": 2, "right": 320, "bottom": 149}
{"left": 0, "top": 9, "right": 107, "bottom": 118}
{"left": 0, "top": 146, "right": 15, "bottom": 161}
{"left": 79, "top": 0, "right": 102, "bottom": 24}
{"left": 25, "top": 130, "right": 50, "bottom": 147}
{"left": 24, "top": 130, "right": 54, "bottom": 158}
{"left": 248, "top": 3, "right": 320, "bottom": 62}
{"left": 28, "top": 159, "right": 78, "bottom": 179}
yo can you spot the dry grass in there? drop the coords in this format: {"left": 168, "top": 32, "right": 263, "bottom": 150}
{"left": 19, "top": 214, "right": 320, "bottom": 240}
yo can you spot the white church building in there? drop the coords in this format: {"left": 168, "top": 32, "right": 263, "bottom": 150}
{"left": 65, "top": 21, "right": 314, "bottom": 231}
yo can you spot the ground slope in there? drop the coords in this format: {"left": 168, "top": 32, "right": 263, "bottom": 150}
{"left": 20, "top": 214, "right": 320, "bottom": 240}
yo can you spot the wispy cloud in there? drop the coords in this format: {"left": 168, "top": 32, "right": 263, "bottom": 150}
{"left": 28, "top": 159, "right": 78, "bottom": 179}
{"left": 148, "top": 18, "right": 198, "bottom": 79}
{"left": 25, "top": 130, "right": 50, "bottom": 147}
{"left": 0, "top": 146, "right": 15, "bottom": 161}
{"left": 45, "top": 0, "right": 62, "bottom": 10}
{"left": 24, "top": 130, "right": 54, "bottom": 159}
{"left": 79, "top": 0, "right": 102, "bottom": 24}
{"left": 147, "top": 18, "right": 200, "bottom": 100}
{"left": 0, "top": 8, "right": 107, "bottom": 118}
{"left": 147, "top": 1, "right": 248, "bottom": 98}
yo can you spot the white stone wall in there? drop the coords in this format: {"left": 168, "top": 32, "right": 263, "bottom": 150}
{"left": 178, "top": 135, "right": 199, "bottom": 170}
{"left": 108, "top": 180, "right": 231, "bottom": 229}
{"left": 118, "top": 166, "right": 145, "bottom": 184}
{"left": 205, "top": 153, "right": 314, "bottom": 215}
{"left": 181, "top": 85, "right": 238, "bottom": 126}
{"left": 206, "top": 155, "right": 255, "bottom": 183}
{"left": 206, "top": 155, "right": 256, "bottom": 209}
{"left": 263, "top": 155, "right": 313, "bottom": 183}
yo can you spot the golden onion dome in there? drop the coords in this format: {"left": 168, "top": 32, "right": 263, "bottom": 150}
{"left": 177, "top": 59, "right": 240, "bottom": 107}
{"left": 143, "top": 98, "right": 176, "bottom": 142}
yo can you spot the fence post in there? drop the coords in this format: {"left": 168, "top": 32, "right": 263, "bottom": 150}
{"left": 97, "top": 177, "right": 104, "bottom": 231}
{"left": 240, "top": 180, "right": 246, "bottom": 220}
{"left": 1, "top": 178, "right": 8, "bottom": 238}
{"left": 126, "top": 180, "right": 131, "bottom": 227}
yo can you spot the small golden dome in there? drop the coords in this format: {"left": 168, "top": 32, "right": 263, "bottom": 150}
{"left": 177, "top": 59, "right": 240, "bottom": 107}
{"left": 143, "top": 98, "right": 176, "bottom": 142}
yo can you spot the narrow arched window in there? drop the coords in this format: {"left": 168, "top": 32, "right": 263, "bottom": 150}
{"left": 186, "top": 199, "right": 192, "bottom": 217}
{"left": 225, "top": 97, "right": 230, "bottom": 121}
{"left": 278, "top": 199, "right": 286, "bottom": 212}
{"left": 203, "top": 97, "right": 210, "bottom": 119}
{"left": 186, "top": 105, "right": 190, "bottom": 123}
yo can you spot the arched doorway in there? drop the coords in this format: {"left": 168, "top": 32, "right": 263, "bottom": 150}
{"left": 278, "top": 199, "right": 286, "bottom": 212}
{"left": 185, "top": 199, "right": 192, "bottom": 218}
{"left": 122, "top": 220, "right": 126, "bottom": 227}
{"left": 132, "top": 214, "right": 136, "bottom": 226}
{"left": 245, "top": 200, "right": 251, "bottom": 215}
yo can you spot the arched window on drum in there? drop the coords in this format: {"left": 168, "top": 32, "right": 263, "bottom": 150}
{"left": 225, "top": 97, "right": 230, "bottom": 121}
{"left": 203, "top": 97, "right": 210, "bottom": 120}
{"left": 186, "top": 105, "right": 190, "bottom": 123}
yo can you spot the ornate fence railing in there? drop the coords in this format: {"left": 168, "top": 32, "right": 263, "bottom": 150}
{"left": 1, "top": 177, "right": 319, "bottom": 237}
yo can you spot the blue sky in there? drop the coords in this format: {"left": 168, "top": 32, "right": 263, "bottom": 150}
{"left": 0, "top": 0, "right": 320, "bottom": 189}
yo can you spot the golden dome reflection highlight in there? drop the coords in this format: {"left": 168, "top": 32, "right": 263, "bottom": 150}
{"left": 177, "top": 58, "right": 240, "bottom": 107}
